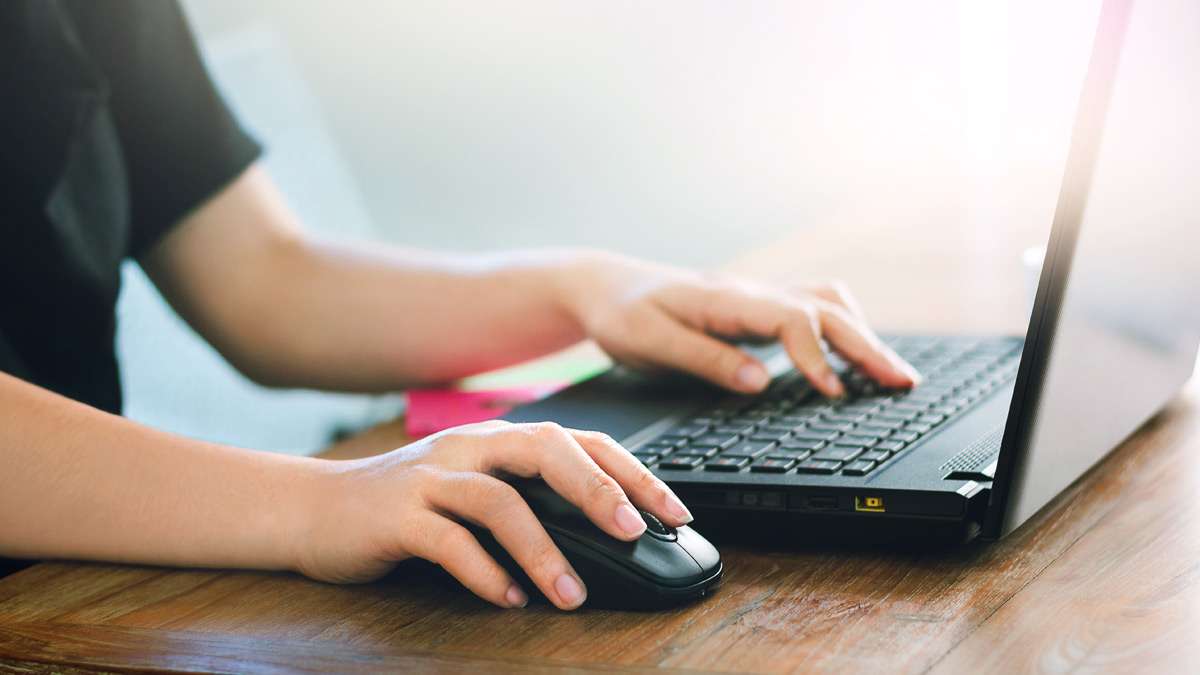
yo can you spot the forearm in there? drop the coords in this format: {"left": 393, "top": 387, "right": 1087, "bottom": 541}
{"left": 0, "top": 372, "right": 319, "bottom": 570}
{"left": 245, "top": 240, "right": 591, "bottom": 390}
{"left": 147, "top": 166, "right": 590, "bottom": 391}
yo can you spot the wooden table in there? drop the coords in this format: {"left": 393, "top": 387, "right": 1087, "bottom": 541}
{"left": 2, "top": 210, "right": 1198, "bottom": 673}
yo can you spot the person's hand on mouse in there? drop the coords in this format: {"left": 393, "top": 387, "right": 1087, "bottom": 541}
{"left": 294, "top": 420, "right": 689, "bottom": 610}
{"left": 554, "top": 251, "right": 921, "bottom": 397}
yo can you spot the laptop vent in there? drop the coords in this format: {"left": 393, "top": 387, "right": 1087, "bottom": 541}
{"left": 941, "top": 426, "right": 1004, "bottom": 474}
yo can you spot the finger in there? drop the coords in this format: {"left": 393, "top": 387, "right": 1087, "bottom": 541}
{"left": 659, "top": 283, "right": 844, "bottom": 397}
{"left": 793, "top": 280, "right": 869, "bottom": 322}
{"left": 570, "top": 429, "right": 693, "bottom": 527}
{"left": 406, "top": 512, "right": 528, "bottom": 609}
{"left": 626, "top": 305, "right": 771, "bottom": 393}
{"left": 815, "top": 300, "right": 921, "bottom": 388}
{"left": 481, "top": 422, "right": 650, "bottom": 542}
{"left": 424, "top": 473, "right": 587, "bottom": 610}
{"left": 774, "top": 301, "right": 848, "bottom": 398}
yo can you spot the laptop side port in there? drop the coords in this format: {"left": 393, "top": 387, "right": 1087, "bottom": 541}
{"left": 855, "top": 496, "right": 886, "bottom": 513}
{"left": 806, "top": 495, "right": 839, "bottom": 510}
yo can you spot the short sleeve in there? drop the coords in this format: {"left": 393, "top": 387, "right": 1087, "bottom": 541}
{"left": 63, "top": 0, "right": 263, "bottom": 258}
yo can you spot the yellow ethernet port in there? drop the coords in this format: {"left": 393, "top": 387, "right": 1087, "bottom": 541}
{"left": 855, "top": 496, "right": 886, "bottom": 513}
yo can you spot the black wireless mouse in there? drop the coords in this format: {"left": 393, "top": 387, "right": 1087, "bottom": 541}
{"left": 464, "top": 479, "right": 723, "bottom": 610}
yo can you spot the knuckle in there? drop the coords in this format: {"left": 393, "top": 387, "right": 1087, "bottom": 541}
{"left": 583, "top": 466, "right": 620, "bottom": 500}
{"left": 527, "top": 540, "right": 565, "bottom": 579}
{"left": 437, "top": 527, "right": 476, "bottom": 561}
{"left": 408, "top": 464, "right": 443, "bottom": 488}
{"left": 816, "top": 299, "right": 849, "bottom": 322}
{"left": 719, "top": 349, "right": 747, "bottom": 374}
{"left": 486, "top": 482, "right": 526, "bottom": 516}
{"left": 788, "top": 302, "right": 820, "bottom": 332}
{"left": 635, "top": 466, "right": 662, "bottom": 492}
{"left": 514, "top": 421, "right": 563, "bottom": 443}
{"left": 830, "top": 279, "right": 852, "bottom": 297}
{"left": 578, "top": 429, "right": 621, "bottom": 450}
{"left": 533, "top": 421, "right": 566, "bottom": 441}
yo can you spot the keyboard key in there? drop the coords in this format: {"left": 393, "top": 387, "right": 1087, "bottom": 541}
{"left": 712, "top": 424, "right": 756, "bottom": 437}
{"left": 874, "top": 440, "right": 906, "bottom": 453}
{"left": 795, "top": 459, "right": 842, "bottom": 474}
{"left": 705, "top": 456, "right": 750, "bottom": 472}
{"left": 842, "top": 460, "right": 877, "bottom": 476}
{"left": 750, "top": 431, "right": 792, "bottom": 443}
{"left": 632, "top": 452, "right": 659, "bottom": 465}
{"left": 813, "top": 445, "right": 865, "bottom": 462}
{"left": 906, "top": 423, "right": 933, "bottom": 434}
{"left": 690, "top": 434, "right": 740, "bottom": 450}
{"left": 916, "top": 414, "right": 946, "bottom": 426}
{"left": 779, "top": 438, "right": 827, "bottom": 452}
{"left": 641, "top": 440, "right": 676, "bottom": 453}
{"left": 789, "top": 404, "right": 834, "bottom": 418}
{"left": 824, "top": 413, "right": 867, "bottom": 424}
{"left": 768, "top": 449, "right": 813, "bottom": 461}
{"left": 808, "top": 422, "right": 855, "bottom": 433}
{"left": 857, "top": 420, "right": 904, "bottom": 433}
{"left": 858, "top": 450, "right": 890, "bottom": 462}
{"left": 722, "top": 442, "right": 776, "bottom": 459}
{"left": 792, "top": 431, "right": 841, "bottom": 443}
{"left": 751, "top": 458, "right": 797, "bottom": 473}
{"left": 669, "top": 424, "right": 711, "bottom": 438}
{"left": 839, "top": 401, "right": 884, "bottom": 415}
{"left": 838, "top": 434, "right": 880, "bottom": 447}
{"left": 674, "top": 446, "right": 720, "bottom": 459}
{"left": 658, "top": 456, "right": 702, "bottom": 470}
{"left": 892, "top": 431, "right": 921, "bottom": 443}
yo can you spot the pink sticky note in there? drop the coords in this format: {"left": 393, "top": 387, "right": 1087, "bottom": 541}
{"left": 405, "top": 383, "right": 566, "bottom": 438}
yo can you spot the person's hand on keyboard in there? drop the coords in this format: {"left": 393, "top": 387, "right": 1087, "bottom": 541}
{"left": 556, "top": 252, "right": 921, "bottom": 397}
{"left": 296, "top": 420, "right": 692, "bottom": 610}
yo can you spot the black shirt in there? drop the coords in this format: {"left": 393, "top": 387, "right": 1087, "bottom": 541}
{"left": 1, "top": 0, "right": 261, "bottom": 414}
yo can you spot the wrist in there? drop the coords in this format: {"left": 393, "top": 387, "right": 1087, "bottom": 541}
{"left": 541, "top": 248, "right": 625, "bottom": 328}
{"left": 271, "top": 455, "right": 339, "bottom": 575}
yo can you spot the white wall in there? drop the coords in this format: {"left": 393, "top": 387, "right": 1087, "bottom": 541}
{"left": 182, "top": 0, "right": 1101, "bottom": 266}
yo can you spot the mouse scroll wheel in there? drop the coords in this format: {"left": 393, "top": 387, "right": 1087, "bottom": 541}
{"left": 640, "top": 511, "right": 676, "bottom": 539}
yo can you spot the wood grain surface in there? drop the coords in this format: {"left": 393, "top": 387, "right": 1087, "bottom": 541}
{"left": 2, "top": 212, "right": 1196, "bottom": 674}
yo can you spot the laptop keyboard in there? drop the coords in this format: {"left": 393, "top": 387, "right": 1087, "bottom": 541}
{"left": 631, "top": 336, "right": 1022, "bottom": 478}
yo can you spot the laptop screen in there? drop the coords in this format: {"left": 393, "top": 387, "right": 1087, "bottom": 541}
{"left": 985, "top": 0, "right": 1200, "bottom": 538}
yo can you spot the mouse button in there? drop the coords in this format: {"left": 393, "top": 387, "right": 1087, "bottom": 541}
{"left": 626, "top": 538, "right": 704, "bottom": 587}
{"left": 640, "top": 511, "right": 677, "bottom": 541}
{"left": 673, "top": 526, "right": 721, "bottom": 574}
{"left": 548, "top": 526, "right": 702, "bottom": 587}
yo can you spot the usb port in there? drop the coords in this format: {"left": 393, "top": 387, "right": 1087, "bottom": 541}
{"left": 807, "top": 495, "right": 838, "bottom": 510}
{"left": 855, "top": 496, "right": 886, "bottom": 513}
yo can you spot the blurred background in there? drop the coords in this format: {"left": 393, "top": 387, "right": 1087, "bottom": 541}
{"left": 117, "top": 0, "right": 1106, "bottom": 453}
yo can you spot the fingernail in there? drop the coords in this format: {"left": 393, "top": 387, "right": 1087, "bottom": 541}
{"left": 665, "top": 492, "right": 693, "bottom": 524}
{"left": 823, "top": 372, "right": 846, "bottom": 397}
{"left": 904, "top": 365, "right": 923, "bottom": 386}
{"left": 505, "top": 584, "right": 528, "bottom": 608}
{"left": 615, "top": 503, "right": 647, "bottom": 537}
{"left": 735, "top": 363, "right": 769, "bottom": 392}
{"left": 555, "top": 573, "right": 586, "bottom": 607}
{"left": 887, "top": 351, "right": 922, "bottom": 385}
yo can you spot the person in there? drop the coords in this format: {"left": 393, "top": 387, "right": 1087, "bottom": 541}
{"left": 0, "top": 1, "right": 919, "bottom": 610}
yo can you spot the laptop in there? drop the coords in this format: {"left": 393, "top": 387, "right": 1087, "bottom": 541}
{"left": 506, "top": 0, "right": 1200, "bottom": 542}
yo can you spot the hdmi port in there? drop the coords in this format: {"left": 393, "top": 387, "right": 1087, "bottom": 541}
{"left": 806, "top": 495, "right": 839, "bottom": 510}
